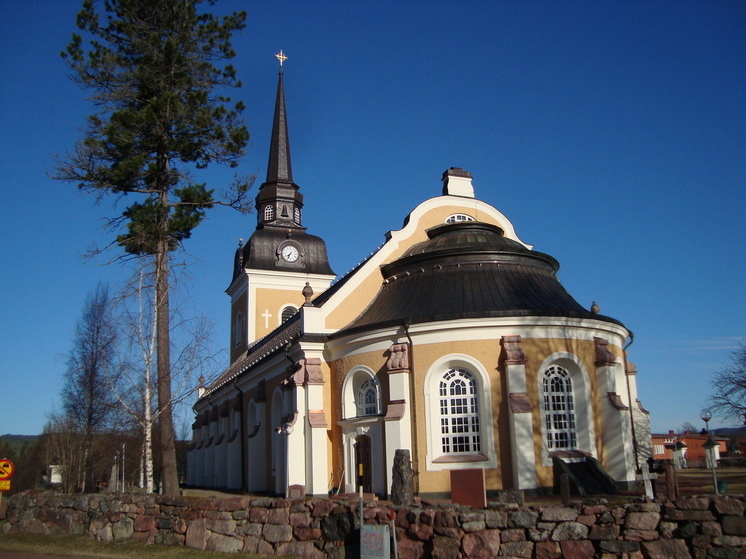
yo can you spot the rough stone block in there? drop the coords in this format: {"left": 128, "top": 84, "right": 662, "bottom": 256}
{"left": 263, "top": 522, "right": 293, "bottom": 543}
{"left": 499, "top": 540, "right": 533, "bottom": 557}
{"left": 675, "top": 497, "right": 709, "bottom": 510}
{"left": 294, "top": 526, "right": 323, "bottom": 541}
{"left": 484, "top": 509, "right": 508, "bottom": 529}
{"left": 713, "top": 534, "right": 746, "bottom": 547}
{"left": 541, "top": 507, "right": 579, "bottom": 522}
{"left": 713, "top": 497, "right": 746, "bottom": 517}
{"left": 268, "top": 507, "right": 290, "bottom": 524}
{"left": 535, "top": 541, "right": 562, "bottom": 559}
{"left": 664, "top": 508, "right": 715, "bottom": 522}
{"left": 133, "top": 513, "right": 156, "bottom": 532}
{"left": 641, "top": 539, "right": 692, "bottom": 559}
{"left": 248, "top": 507, "right": 269, "bottom": 523}
{"left": 501, "top": 528, "right": 527, "bottom": 542}
{"left": 205, "top": 532, "right": 243, "bottom": 553}
{"left": 598, "top": 539, "right": 640, "bottom": 553}
{"left": 290, "top": 510, "right": 312, "bottom": 529}
{"left": 623, "top": 529, "right": 659, "bottom": 541}
{"left": 277, "top": 541, "right": 326, "bottom": 559}
{"left": 185, "top": 517, "right": 206, "bottom": 550}
{"left": 461, "top": 520, "right": 486, "bottom": 533}
{"left": 589, "top": 523, "right": 620, "bottom": 540}
{"left": 550, "top": 521, "right": 589, "bottom": 541}
{"left": 701, "top": 520, "right": 723, "bottom": 537}
{"left": 461, "top": 529, "right": 501, "bottom": 559}
{"left": 111, "top": 517, "right": 133, "bottom": 541}
{"left": 397, "top": 538, "right": 425, "bottom": 559}
{"left": 241, "top": 535, "right": 260, "bottom": 554}
{"left": 559, "top": 539, "right": 594, "bottom": 559}
{"left": 310, "top": 498, "right": 337, "bottom": 518}
{"left": 722, "top": 514, "right": 746, "bottom": 536}
{"left": 509, "top": 510, "right": 540, "bottom": 528}
{"left": 431, "top": 534, "right": 461, "bottom": 559}
{"left": 625, "top": 511, "right": 660, "bottom": 531}
{"left": 406, "top": 522, "right": 434, "bottom": 541}
{"left": 205, "top": 517, "right": 237, "bottom": 535}
{"left": 528, "top": 528, "right": 551, "bottom": 542}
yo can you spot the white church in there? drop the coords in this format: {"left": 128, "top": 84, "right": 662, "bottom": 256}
{"left": 186, "top": 58, "right": 652, "bottom": 500}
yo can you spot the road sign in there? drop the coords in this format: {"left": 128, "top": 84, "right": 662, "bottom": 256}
{"left": 0, "top": 459, "right": 15, "bottom": 480}
{"left": 0, "top": 480, "right": 10, "bottom": 491}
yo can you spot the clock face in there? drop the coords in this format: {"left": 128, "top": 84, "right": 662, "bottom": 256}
{"left": 281, "top": 245, "right": 300, "bottom": 263}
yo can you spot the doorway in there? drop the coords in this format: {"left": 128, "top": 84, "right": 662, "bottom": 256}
{"left": 355, "top": 434, "right": 372, "bottom": 493}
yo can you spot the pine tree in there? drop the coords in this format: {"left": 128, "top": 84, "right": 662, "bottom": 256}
{"left": 55, "top": 0, "right": 252, "bottom": 495}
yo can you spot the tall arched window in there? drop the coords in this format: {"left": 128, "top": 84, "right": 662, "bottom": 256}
{"left": 264, "top": 205, "right": 274, "bottom": 221}
{"left": 543, "top": 365, "right": 577, "bottom": 451}
{"left": 357, "top": 378, "right": 380, "bottom": 417}
{"left": 439, "top": 368, "right": 481, "bottom": 455}
{"left": 234, "top": 312, "right": 244, "bottom": 346}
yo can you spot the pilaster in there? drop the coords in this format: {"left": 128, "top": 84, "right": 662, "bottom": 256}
{"left": 502, "top": 335, "right": 537, "bottom": 490}
{"left": 384, "top": 343, "right": 413, "bottom": 495}
{"left": 594, "top": 337, "right": 635, "bottom": 483}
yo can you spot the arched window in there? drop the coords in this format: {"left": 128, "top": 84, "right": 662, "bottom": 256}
{"left": 234, "top": 312, "right": 244, "bottom": 346}
{"left": 439, "top": 368, "right": 481, "bottom": 455}
{"left": 357, "top": 378, "right": 380, "bottom": 417}
{"left": 264, "top": 205, "right": 274, "bottom": 221}
{"left": 341, "top": 367, "right": 381, "bottom": 419}
{"left": 543, "top": 365, "right": 577, "bottom": 451}
{"left": 280, "top": 306, "right": 297, "bottom": 323}
{"left": 294, "top": 207, "right": 301, "bottom": 225}
{"left": 446, "top": 213, "right": 475, "bottom": 224}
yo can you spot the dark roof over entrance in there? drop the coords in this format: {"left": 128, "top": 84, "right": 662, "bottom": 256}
{"left": 343, "top": 221, "right": 623, "bottom": 333}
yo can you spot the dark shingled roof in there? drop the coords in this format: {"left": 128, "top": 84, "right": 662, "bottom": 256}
{"left": 341, "top": 221, "right": 623, "bottom": 334}
{"left": 233, "top": 227, "right": 335, "bottom": 278}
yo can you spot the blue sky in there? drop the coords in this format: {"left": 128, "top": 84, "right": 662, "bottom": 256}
{"left": 1, "top": 1, "right": 744, "bottom": 436}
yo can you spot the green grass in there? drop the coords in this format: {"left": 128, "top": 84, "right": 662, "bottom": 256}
{"left": 676, "top": 466, "right": 746, "bottom": 495}
{"left": 0, "top": 533, "right": 295, "bottom": 559}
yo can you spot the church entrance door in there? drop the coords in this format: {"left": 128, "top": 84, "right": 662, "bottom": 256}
{"left": 355, "top": 434, "right": 372, "bottom": 493}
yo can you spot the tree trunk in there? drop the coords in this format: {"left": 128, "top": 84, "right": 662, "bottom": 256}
{"left": 156, "top": 192, "right": 179, "bottom": 496}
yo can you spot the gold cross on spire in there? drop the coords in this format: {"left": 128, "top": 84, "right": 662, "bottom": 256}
{"left": 275, "top": 50, "right": 288, "bottom": 67}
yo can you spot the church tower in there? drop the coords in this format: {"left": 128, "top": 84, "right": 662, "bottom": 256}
{"left": 226, "top": 54, "right": 335, "bottom": 363}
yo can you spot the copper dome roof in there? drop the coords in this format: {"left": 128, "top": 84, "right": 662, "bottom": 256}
{"left": 343, "top": 221, "right": 622, "bottom": 332}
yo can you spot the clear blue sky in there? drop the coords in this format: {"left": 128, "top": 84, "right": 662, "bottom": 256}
{"left": 1, "top": 1, "right": 744, "bottom": 436}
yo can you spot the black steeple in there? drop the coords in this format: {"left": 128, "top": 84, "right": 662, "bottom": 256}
{"left": 256, "top": 53, "right": 304, "bottom": 230}
{"left": 231, "top": 53, "right": 334, "bottom": 282}
{"left": 266, "top": 68, "right": 292, "bottom": 185}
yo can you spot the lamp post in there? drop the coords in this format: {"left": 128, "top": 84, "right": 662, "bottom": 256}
{"left": 700, "top": 408, "right": 719, "bottom": 495}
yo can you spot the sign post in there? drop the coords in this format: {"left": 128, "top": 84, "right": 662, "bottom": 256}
{"left": 0, "top": 459, "right": 14, "bottom": 507}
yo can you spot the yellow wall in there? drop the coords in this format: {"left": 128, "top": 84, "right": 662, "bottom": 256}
{"left": 326, "top": 332, "right": 623, "bottom": 494}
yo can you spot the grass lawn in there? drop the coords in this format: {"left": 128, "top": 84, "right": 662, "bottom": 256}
{"left": 675, "top": 466, "right": 746, "bottom": 495}
{"left": 0, "top": 534, "right": 296, "bottom": 559}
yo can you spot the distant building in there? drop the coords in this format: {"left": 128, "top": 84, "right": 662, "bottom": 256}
{"left": 186, "top": 64, "right": 652, "bottom": 499}
{"left": 652, "top": 431, "right": 727, "bottom": 468}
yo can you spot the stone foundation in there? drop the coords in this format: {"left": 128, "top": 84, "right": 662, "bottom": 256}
{"left": 2, "top": 492, "right": 745, "bottom": 558}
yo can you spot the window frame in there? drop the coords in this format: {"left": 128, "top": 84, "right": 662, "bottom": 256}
{"left": 536, "top": 353, "right": 597, "bottom": 465}
{"left": 341, "top": 366, "right": 382, "bottom": 419}
{"left": 445, "top": 213, "right": 475, "bottom": 224}
{"left": 424, "top": 355, "right": 496, "bottom": 470}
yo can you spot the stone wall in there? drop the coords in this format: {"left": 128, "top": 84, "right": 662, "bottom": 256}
{"left": 2, "top": 491, "right": 746, "bottom": 559}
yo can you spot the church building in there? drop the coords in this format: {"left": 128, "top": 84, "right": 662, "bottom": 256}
{"left": 186, "top": 59, "right": 652, "bottom": 499}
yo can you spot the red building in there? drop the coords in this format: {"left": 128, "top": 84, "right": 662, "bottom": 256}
{"left": 652, "top": 431, "right": 728, "bottom": 468}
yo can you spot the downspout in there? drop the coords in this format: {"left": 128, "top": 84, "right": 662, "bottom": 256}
{"left": 233, "top": 380, "right": 246, "bottom": 492}
{"left": 403, "top": 319, "right": 420, "bottom": 495}
{"left": 622, "top": 332, "right": 639, "bottom": 470}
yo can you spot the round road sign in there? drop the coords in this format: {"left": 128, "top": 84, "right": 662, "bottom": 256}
{"left": 0, "top": 459, "right": 15, "bottom": 479}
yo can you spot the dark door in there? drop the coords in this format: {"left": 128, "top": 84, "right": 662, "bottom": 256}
{"left": 355, "top": 435, "right": 372, "bottom": 493}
